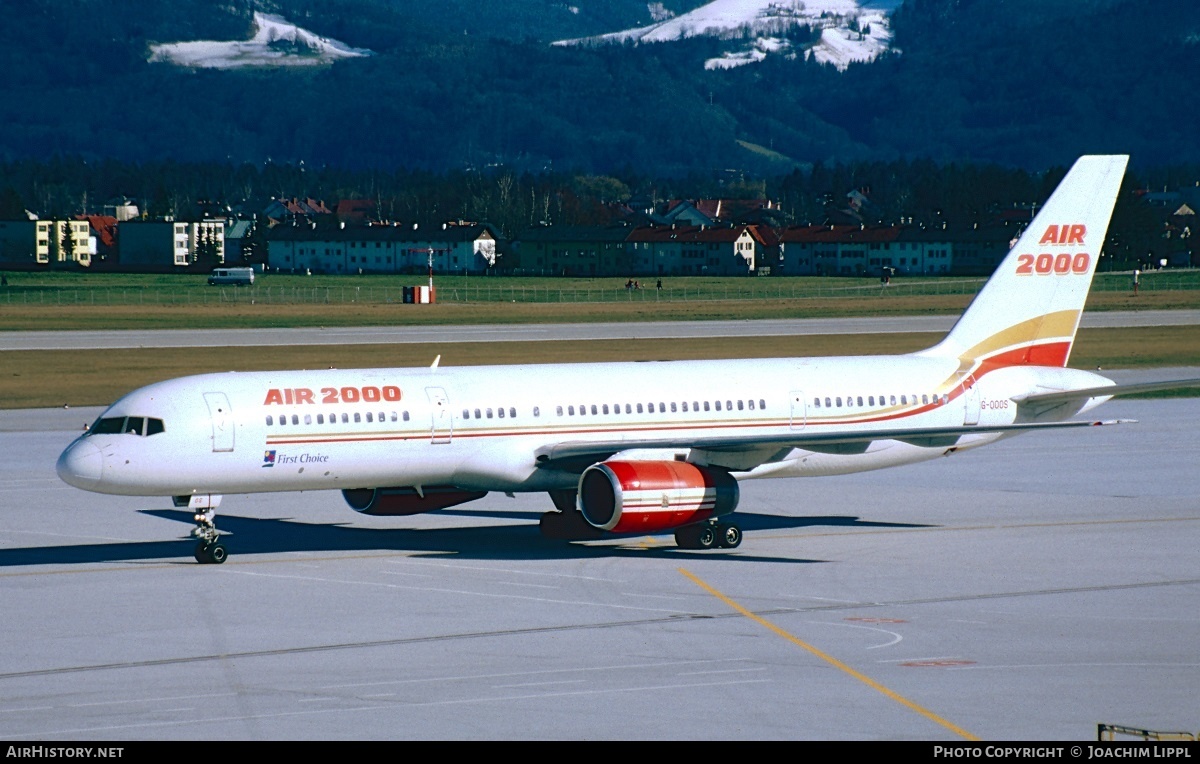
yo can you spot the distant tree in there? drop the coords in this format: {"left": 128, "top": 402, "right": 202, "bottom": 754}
{"left": 0, "top": 187, "right": 26, "bottom": 218}
{"left": 59, "top": 221, "right": 77, "bottom": 265}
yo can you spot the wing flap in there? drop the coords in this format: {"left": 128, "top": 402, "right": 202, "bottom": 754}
{"left": 534, "top": 419, "right": 1132, "bottom": 473}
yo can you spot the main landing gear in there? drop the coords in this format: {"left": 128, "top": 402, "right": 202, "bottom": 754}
{"left": 674, "top": 520, "right": 742, "bottom": 550}
{"left": 191, "top": 508, "right": 227, "bottom": 564}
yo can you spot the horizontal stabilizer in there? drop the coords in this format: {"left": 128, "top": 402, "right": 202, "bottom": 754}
{"left": 1013, "top": 378, "right": 1200, "bottom": 405}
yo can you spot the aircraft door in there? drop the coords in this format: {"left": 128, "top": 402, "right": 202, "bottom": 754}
{"left": 203, "top": 392, "right": 235, "bottom": 452}
{"left": 789, "top": 390, "right": 806, "bottom": 430}
{"left": 958, "top": 372, "right": 980, "bottom": 426}
{"left": 425, "top": 387, "right": 452, "bottom": 444}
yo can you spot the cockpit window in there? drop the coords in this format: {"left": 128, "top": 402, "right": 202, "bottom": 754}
{"left": 89, "top": 416, "right": 165, "bottom": 437}
{"left": 89, "top": 417, "right": 125, "bottom": 435}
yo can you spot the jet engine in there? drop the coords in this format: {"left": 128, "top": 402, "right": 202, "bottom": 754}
{"left": 577, "top": 460, "right": 739, "bottom": 534}
{"left": 342, "top": 486, "right": 487, "bottom": 516}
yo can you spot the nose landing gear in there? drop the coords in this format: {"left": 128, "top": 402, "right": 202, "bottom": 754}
{"left": 187, "top": 504, "right": 227, "bottom": 564}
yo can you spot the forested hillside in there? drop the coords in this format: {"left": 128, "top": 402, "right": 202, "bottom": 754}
{"left": 0, "top": 0, "right": 1196, "bottom": 174}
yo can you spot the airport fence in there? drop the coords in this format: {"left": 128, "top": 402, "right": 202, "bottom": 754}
{"left": 0, "top": 271, "right": 1195, "bottom": 307}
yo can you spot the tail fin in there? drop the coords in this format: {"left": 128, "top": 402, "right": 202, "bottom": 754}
{"left": 921, "top": 155, "right": 1128, "bottom": 370}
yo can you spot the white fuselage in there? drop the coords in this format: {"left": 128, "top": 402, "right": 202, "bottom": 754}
{"left": 56, "top": 353, "right": 1111, "bottom": 499}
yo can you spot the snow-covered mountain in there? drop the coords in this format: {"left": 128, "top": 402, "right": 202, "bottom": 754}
{"left": 554, "top": 0, "right": 898, "bottom": 71}
{"left": 148, "top": 12, "right": 374, "bottom": 69}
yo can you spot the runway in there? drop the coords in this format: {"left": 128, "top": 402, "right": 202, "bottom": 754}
{"left": 1, "top": 309, "right": 1198, "bottom": 350}
{"left": 0, "top": 397, "right": 1196, "bottom": 740}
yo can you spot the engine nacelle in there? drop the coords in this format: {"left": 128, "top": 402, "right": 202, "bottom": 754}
{"left": 342, "top": 486, "right": 487, "bottom": 516}
{"left": 577, "top": 461, "right": 739, "bottom": 534}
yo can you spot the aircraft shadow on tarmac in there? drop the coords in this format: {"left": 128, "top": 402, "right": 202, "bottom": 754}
{"left": 0, "top": 509, "right": 933, "bottom": 568}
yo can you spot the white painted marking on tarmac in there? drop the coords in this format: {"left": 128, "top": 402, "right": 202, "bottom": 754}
{"left": 322, "top": 658, "right": 740, "bottom": 690}
{"left": 491, "top": 680, "right": 586, "bottom": 689}
{"left": 813, "top": 620, "right": 904, "bottom": 649}
{"left": 226, "top": 568, "right": 693, "bottom": 615}
{"left": 688, "top": 667, "right": 770, "bottom": 677}
{"left": 388, "top": 557, "right": 623, "bottom": 582}
{"left": 67, "top": 691, "right": 236, "bottom": 708}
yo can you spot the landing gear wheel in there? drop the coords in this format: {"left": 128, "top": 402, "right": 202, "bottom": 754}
{"left": 193, "top": 541, "right": 228, "bottom": 564}
{"left": 675, "top": 523, "right": 717, "bottom": 550}
{"left": 718, "top": 524, "right": 742, "bottom": 549}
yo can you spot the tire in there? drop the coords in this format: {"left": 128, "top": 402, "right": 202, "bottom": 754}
{"left": 720, "top": 524, "right": 742, "bottom": 549}
{"left": 696, "top": 525, "right": 716, "bottom": 550}
{"left": 208, "top": 543, "right": 228, "bottom": 564}
{"left": 674, "top": 525, "right": 700, "bottom": 549}
{"left": 194, "top": 541, "right": 211, "bottom": 564}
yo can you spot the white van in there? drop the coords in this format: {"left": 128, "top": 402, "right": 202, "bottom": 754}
{"left": 207, "top": 267, "right": 255, "bottom": 286}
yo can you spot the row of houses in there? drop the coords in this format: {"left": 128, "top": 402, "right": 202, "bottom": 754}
{"left": 0, "top": 214, "right": 1014, "bottom": 277}
{"left": 510, "top": 222, "right": 1009, "bottom": 277}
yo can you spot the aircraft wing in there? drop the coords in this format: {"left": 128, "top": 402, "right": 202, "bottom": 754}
{"left": 533, "top": 418, "right": 1132, "bottom": 473}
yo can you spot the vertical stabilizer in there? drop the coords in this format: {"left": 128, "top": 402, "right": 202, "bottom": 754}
{"left": 920, "top": 155, "right": 1128, "bottom": 370}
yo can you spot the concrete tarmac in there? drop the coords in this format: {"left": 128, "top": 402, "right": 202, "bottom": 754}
{"left": 1, "top": 309, "right": 1198, "bottom": 350}
{"left": 0, "top": 397, "right": 1196, "bottom": 741}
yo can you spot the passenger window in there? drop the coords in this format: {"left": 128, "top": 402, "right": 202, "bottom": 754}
{"left": 869, "top": 396, "right": 875, "bottom": 406}
{"left": 366, "top": 412, "right": 373, "bottom": 423}
{"left": 736, "top": 400, "right": 743, "bottom": 410}
{"left": 759, "top": 399, "right": 766, "bottom": 409}
{"left": 509, "top": 408, "right": 516, "bottom": 418}
{"left": 591, "top": 405, "right": 598, "bottom": 415}
{"left": 857, "top": 397, "right": 863, "bottom": 406}
{"left": 266, "top": 415, "right": 274, "bottom": 426}
{"left": 922, "top": 395, "right": 929, "bottom": 404}
{"left": 486, "top": 408, "right": 493, "bottom": 418}
{"left": 462, "top": 409, "right": 470, "bottom": 419}
{"left": 403, "top": 411, "right": 410, "bottom": 421}
{"left": 291, "top": 415, "right": 299, "bottom": 425}
{"left": 625, "top": 404, "right": 632, "bottom": 414}
{"left": 704, "top": 402, "right": 710, "bottom": 411}
{"left": 342, "top": 413, "right": 350, "bottom": 423}
{"left": 475, "top": 408, "right": 482, "bottom": 419}
{"left": 353, "top": 413, "right": 361, "bottom": 423}
{"left": 535, "top": 407, "right": 541, "bottom": 417}
{"left": 682, "top": 402, "right": 689, "bottom": 412}
{"left": 670, "top": 402, "right": 677, "bottom": 413}
{"left": 637, "top": 403, "right": 643, "bottom": 414}
{"left": 825, "top": 397, "right": 832, "bottom": 408}
{"left": 901, "top": 395, "right": 907, "bottom": 405}
{"left": 498, "top": 408, "right": 505, "bottom": 418}
{"left": 317, "top": 414, "right": 324, "bottom": 424}
{"left": 715, "top": 401, "right": 722, "bottom": 411}
{"left": 391, "top": 412, "right": 398, "bottom": 422}
{"left": 836, "top": 397, "right": 843, "bottom": 407}
{"left": 747, "top": 400, "right": 754, "bottom": 410}
{"left": 305, "top": 414, "right": 313, "bottom": 425}
{"left": 568, "top": 405, "right": 575, "bottom": 415}
{"left": 889, "top": 396, "right": 896, "bottom": 405}
{"left": 556, "top": 406, "right": 563, "bottom": 416}
{"left": 602, "top": 404, "right": 609, "bottom": 415}
{"left": 813, "top": 398, "right": 821, "bottom": 408}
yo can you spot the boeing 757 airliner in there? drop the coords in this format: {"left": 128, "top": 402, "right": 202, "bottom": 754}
{"left": 56, "top": 155, "right": 1197, "bottom": 563}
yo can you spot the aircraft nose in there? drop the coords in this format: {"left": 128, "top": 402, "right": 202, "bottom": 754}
{"left": 57, "top": 440, "right": 104, "bottom": 491}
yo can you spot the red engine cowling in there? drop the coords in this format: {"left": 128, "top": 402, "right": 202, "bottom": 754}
{"left": 577, "top": 461, "right": 739, "bottom": 534}
{"left": 342, "top": 486, "right": 487, "bottom": 516}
